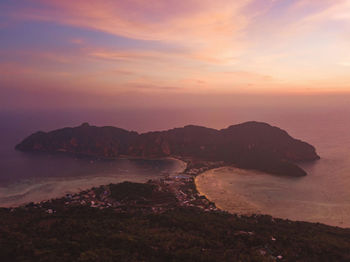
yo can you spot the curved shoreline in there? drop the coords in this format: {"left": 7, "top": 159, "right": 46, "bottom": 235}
{"left": 194, "top": 166, "right": 350, "bottom": 228}
{"left": 4, "top": 156, "right": 350, "bottom": 230}
{"left": 5, "top": 152, "right": 349, "bottom": 228}
{"left": 195, "top": 167, "right": 261, "bottom": 216}
{"left": 0, "top": 157, "right": 187, "bottom": 208}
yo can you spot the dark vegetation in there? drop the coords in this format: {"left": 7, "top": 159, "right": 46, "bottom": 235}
{"left": 108, "top": 182, "right": 178, "bottom": 207}
{"left": 109, "top": 182, "right": 156, "bottom": 200}
{"left": 0, "top": 206, "right": 349, "bottom": 262}
{"left": 16, "top": 121, "right": 320, "bottom": 176}
{"left": 0, "top": 181, "right": 349, "bottom": 262}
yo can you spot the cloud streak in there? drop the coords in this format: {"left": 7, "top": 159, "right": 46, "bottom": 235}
{"left": 1, "top": 0, "right": 350, "bottom": 105}
{"left": 7, "top": 0, "right": 252, "bottom": 64}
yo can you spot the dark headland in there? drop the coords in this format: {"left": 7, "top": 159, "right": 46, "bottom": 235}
{"left": 16, "top": 121, "right": 320, "bottom": 177}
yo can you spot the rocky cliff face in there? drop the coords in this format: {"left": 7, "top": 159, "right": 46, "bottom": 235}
{"left": 16, "top": 121, "right": 320, "bottom": 177}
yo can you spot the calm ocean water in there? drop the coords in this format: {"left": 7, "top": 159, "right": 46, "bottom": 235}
{"left": 1, "top": 107, "right": 350, "bottom": 227}
{"left": 0, "top": 111, "right": 186, "bottom": 207}
{"left": 195, "top": 107, "right": 350, "bottom": 227}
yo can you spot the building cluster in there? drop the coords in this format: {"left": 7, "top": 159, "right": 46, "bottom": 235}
{"left": 20, "top": 159, "right": 224, "bottom": 215}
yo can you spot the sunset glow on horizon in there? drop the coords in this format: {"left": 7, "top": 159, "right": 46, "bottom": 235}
{"left": 1, "top": 0, "right": 350, "bottom": 109}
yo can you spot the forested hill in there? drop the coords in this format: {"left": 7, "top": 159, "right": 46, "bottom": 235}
{"left": 16, "top": 121, "right": 320, "bottom": 176}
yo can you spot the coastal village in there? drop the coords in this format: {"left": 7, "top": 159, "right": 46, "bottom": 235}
{"left": 5, "top": 159, "right": 350, "bottom": 261}
{"left": 19, "top": 159, "right": 224, "bottom": 215}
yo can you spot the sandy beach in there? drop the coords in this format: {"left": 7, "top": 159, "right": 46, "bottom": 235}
{"left": 195, "top": 166, "right": 350, "bottom": 228}
{"left": 195, "top": 167, "right": 261, "bottom": 216}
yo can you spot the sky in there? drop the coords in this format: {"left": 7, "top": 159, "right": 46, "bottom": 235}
{"left": 1, "top": 0, "right": 350, "bottom": 110}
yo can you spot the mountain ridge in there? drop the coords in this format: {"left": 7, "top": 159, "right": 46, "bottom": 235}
{"left": 16, "top": 121, "right": 320, "bottom": 177}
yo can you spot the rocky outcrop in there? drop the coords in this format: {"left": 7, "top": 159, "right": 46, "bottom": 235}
{"left": 16, "top": 121, "right": 320, "bottom": 177}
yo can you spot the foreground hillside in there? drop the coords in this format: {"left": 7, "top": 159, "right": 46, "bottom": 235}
{"left": 16, "top": 122, "right": 320, "bottom": 176}
{"left": 0, "top": 181, "right": 349, "bottom": 262}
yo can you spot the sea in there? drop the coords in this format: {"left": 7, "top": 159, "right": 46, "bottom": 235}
{"left": 0, "top": 110, "right": 186, "bottom": 207}
{"left": 194, "top": 106, "right": 350, "bottom": 228}
{"left": 1, "top": 107, "right": 350, "bottom": 227}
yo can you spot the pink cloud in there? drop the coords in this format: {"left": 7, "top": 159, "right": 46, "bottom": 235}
{"left": 10, "top": 0, "right": 251, "bottom": 63}
{"left": 3, "top": 0, "right": 350, "bottom": 95}
{"left": 20, "top": 0, "right": 247, "bottom": 41}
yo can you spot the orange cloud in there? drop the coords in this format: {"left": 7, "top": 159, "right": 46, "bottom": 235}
{"left": 21, "top": 0, "right": 247, "bottom": 41}
{"left": 12, "top": 0, "right": 252, "bottom": 64}
{"left": 2, "top": 0, "right": 350, "bottom": 95}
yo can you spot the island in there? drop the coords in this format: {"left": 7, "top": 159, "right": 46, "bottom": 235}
{"left": 2, "top": 122, "right": 350, "bottom": 261}
{"left": 16, "top": 121, "right": 319, "bottom": 177}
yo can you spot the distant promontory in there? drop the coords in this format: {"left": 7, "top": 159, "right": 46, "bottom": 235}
{"left": 16, "top": 121, "right": 320, "bottom": 177}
